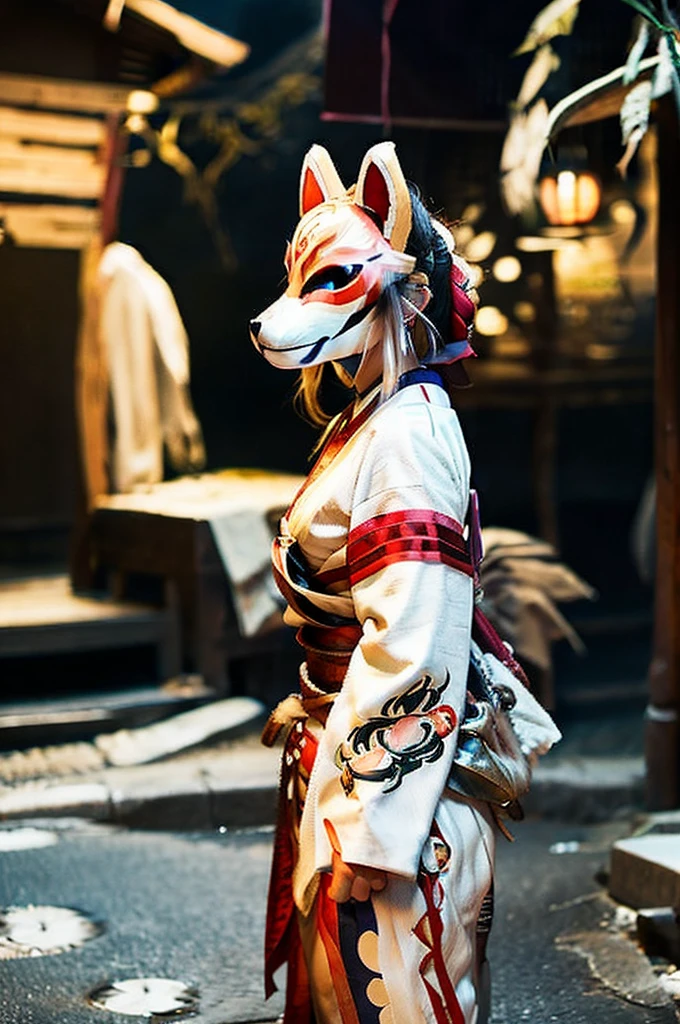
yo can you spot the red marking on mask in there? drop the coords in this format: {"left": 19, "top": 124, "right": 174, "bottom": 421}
{"left": 299, "top": 261, "right": 384, "bottom": 309}
{"left": 301, "top": 167, "right": 325, "bottom": 215}
{"left": 362, "top": 162, "right": 390, "bottom": 228}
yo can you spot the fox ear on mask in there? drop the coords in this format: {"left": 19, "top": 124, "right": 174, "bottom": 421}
{"left": 354, "top": 142, "right": 412, "bottom": 253}
{"left": 299, "top": 144, "right": 346, "bottom": 216}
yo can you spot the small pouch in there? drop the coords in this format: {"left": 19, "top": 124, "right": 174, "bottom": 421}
{"left": 447, "top": 641, "right": 533, "bottom": 812}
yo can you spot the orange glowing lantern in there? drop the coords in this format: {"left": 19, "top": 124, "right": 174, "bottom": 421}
{"left": 539, "top": 169, "right": 601, "bottom": 227}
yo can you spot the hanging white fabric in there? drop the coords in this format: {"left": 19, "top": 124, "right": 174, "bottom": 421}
{"left": 98, "top": 242, "right": 205, "bottom": 493}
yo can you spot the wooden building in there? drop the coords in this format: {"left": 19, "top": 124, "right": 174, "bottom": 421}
{"left": 0, "top": 0, "right": 249, "bottom": 713}
{"left": 0, "top": 0, "right": 248, "bottom": 570}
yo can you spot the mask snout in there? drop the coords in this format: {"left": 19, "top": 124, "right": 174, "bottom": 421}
{"left": 249, "top": 320, "right": 262, "bottom": 348}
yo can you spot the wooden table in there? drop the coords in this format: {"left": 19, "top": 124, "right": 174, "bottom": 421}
{"left": 87, "top": 471, "right": 304, "bottom": 693}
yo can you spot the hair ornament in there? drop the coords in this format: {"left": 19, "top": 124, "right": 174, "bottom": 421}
{"left": 430, "top": 218, "right": 457, "bottom": 257}
{"left": 450, "top": 260, "right": 476, "bottom": 343}
{"left": 399, "top": 270, "right": 430, "bottom": 306}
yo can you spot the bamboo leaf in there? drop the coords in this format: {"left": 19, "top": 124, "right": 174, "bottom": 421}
{"left": 515, "top": 44, "right": 561, "bottom": 109}
{"left": 616, "top": 79, "right": 652, "bottom": 177}
{"left": 500, "top": 100, "right": 550, "bottom": 215}
{"left": 623, "top": 19, "right": 650, "bottom": 83}
{"left": 618, "top": 0, "right": 666, "bottom": 32}
{"left": 651, "top": 34, "right": 675, "bottom": 96}
{"left": 514, "top": 0, "right": 581, "bottom": 56}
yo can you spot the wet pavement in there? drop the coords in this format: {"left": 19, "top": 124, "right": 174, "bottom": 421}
{"left": 488, "top": 819, "right": 678, "bottom": 1024}
{"left": 0, "top": 816, "right": 678, "bottom": 1024}
{"left": 0, "top": 820, "right": 281, "bottom": 1024}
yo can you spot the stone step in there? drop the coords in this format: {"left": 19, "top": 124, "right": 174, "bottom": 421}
{"left": 610, "top": 834, "right": 680, "bottom": 909}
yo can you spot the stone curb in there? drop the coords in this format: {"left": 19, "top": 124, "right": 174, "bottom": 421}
{"left": 525, "top": 756, "right": 646, "bottom": 823}
{"left": 0, "top": 745, "right": 645, "bottom": 830}
{"left": 0, "top": 697, "right": 265, "bottom": 785}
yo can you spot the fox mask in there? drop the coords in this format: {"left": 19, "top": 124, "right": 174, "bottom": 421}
{"left": 249, "top": 142, "right": 419, "bottom": 371}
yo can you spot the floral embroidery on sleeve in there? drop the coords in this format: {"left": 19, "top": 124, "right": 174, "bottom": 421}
{"left": 335, "top": 674, "right": 457, "bottom": 795}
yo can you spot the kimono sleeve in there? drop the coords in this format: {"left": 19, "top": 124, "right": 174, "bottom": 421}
{"left": 304, "top": 401, "right": 475, "bottom": 882}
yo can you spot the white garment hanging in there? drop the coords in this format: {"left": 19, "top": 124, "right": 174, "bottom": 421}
{"left": 98, "top": 242, "right": 205, "bottom": 492}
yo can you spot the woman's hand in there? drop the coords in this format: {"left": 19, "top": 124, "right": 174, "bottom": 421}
{"left": 324, "top": 819, "right": 388, "bottom": 903}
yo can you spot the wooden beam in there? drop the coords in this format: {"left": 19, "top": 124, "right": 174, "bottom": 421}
{"left": 646, "top": 96, "right": 680, "bottom": 811}
{"left": 103, "top": 0, "right": 127, "bottom": 32}
{"left": 122, "top": 0, "right": 249, "bottom": 69}
{"left": 71, "top": 118, "right": 126, "bottom": 588}
{"left": 0, "top": 169, "right": 104, "bottom": 199}
{"left": 0, "top": 72, "right": 133, "bottom": 113}
{"left": 153, "top": 60, "right": 206, "bottom": 100}
{"left": 546, "top": 55, "right": 660, "bottom": 138}
{"left": 0, "top": 107, "right": 105, "bottom": 147}
{"left": 99, "top": 115, "right": 126, "bottom": 247}
{"left": 0, "top": 145, "right": 105, "bottom": 198}
{"left": 0, "top": 204, "right": 99, "bottom": 249}
{"left": 561, "top": 83, "right": 642, "bottom": 129}
{"left": 0, "top": 140, "right": 102, "bottom": 164}
{"left": 71, "top": 237, "right": 111, "bottom": 590}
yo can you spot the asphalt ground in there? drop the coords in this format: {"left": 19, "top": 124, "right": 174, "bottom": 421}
{"left": 0, "top": 816, "right": 677, "bottom": 1024}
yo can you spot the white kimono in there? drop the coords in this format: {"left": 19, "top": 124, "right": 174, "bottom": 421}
{"left": 270, "top": 374, "right": 496, "bottom": 1024}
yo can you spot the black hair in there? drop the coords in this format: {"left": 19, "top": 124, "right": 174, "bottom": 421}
{"left": 405, "top": 184, "right": 453, "bottom": 349}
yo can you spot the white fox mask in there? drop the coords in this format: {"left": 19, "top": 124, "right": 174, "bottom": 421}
{"left": 250, "top": 142, "right": 417, "bottom": 370}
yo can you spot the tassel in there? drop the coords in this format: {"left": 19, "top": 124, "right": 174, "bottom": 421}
{"left": 261, "top": 694, "right": 307, "bottom": 747}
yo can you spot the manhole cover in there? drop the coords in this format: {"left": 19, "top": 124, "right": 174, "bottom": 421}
{"left": 89, "top": 979, "right": 199, "bottom": 1018}
{"left": 0, "top": 905, "right": 102, "bottom": 959}
{"left": 0, "top": 828, "right": 58, "bottom": 852}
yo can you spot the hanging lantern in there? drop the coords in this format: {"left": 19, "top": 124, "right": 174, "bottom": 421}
{"left": 539, "top": 169, "right": 601, "bottom": 227}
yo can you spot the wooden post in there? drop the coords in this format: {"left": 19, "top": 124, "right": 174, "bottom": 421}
{"left": 645, "top": 96, "right": 680, "bottom": 810}
{"left": 70, "top": 114, "right": 126, "bottom": 590}
{"left": 528, "top": 252, "right": 560, "bottom": 548}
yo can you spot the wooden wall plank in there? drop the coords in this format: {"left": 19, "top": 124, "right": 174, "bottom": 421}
{"left": 0, "top": 204, "right": 99, "bottom": 249}
{"left": 0, "top": 72, "right": 132, "bottom": 113}
{"left": 0, "top": 140, "right": 102, "bottom": 164}
{"left": 0, "top": 155, "right": 105, "bottom": 199}
{"left": 0, "top": 107, "right": 105, "bottom": 146}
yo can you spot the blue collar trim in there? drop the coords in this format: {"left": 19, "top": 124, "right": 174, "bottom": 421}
{"left": 397, "top": 367, "right": 444, "bottom": 391}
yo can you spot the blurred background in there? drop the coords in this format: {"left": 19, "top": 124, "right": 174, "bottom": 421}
{"left": 0, "top": 0, "right": 668, "bottom": 757}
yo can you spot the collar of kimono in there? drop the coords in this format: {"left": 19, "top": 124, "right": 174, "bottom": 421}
{"left": 287, "top": 366, "right": 446, "bottom": 521}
